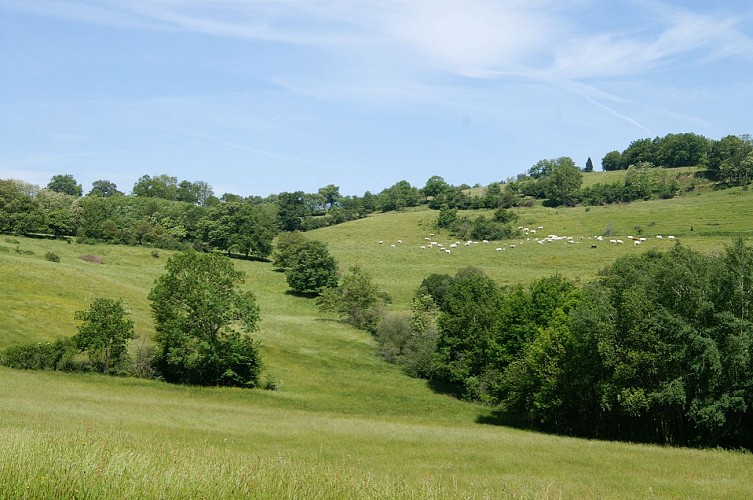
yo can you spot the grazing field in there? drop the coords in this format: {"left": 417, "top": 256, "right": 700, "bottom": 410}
{"left": 2, "top": 185, "right": 753, "bottom": 497}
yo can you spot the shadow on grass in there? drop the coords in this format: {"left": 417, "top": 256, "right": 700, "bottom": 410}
{"left": 227, "top": 253, "right": 272, "bottom": 263}
{"left": 475, "top": 408, "right": 530, "bottom": 429}
{"left": 284, "top": 290, "right": 320, "bottom": 299}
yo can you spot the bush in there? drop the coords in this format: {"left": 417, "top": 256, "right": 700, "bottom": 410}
{"left": 45, "top": 251, "right": 61, "bottom": 263}
{"left": 2, "top": 338, "right": 78, "bottom": 371}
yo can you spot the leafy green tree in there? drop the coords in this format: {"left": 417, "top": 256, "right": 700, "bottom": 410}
{"left": 422, "top": 175, "right": 451, "bottom": 198}
{"left": 318, "top": 184, "right": 341, "bottom": 209}
{"left": 378, "top": 180, "right": 422, "bottom": 211}
{"left": 277, "top": 191, "right": 307, "bottom": 231}
{"left": 88, "top": 180, "right": 123, "bottom": 197}
{"left": 285, "top": 239, "right": 338, "bottom": 294}
{"left": 149, "top": 251, "right": 262, "bottom": 387}
{"left": 621, "top": 138, "right": 658, "bottom": 168}
{"left": 656, "top": 132, "right": 711, "bottom": 168}
{"left": 540, "top": 157, "right": 582, "bottom": 206}
{"left": 317, "top": 265, "right": 388, "bottom": 332}
{"left": 132, "top": 174, "right": 178, "bottom": 200}
{"left": 73, "top": 298, "right": 135, "bottom": 373}
{"left": 177, "top": 180, "right": 215, "bottom": 206}
{"left": 436, "top": 205, "right": 457, "bottom": 228}
{"left": 708, "top": 135, "right": 753, "bottom": 184}
{"left": 434, "top": 267, "right": 503, "bottom": 400}
{"left": 200, "top": 201, "right": 276, "bottom": 258}
{"left": 47, "top": 174, "right": 82, "bottom": 197}
{"left": 271, "top": 231, "right": 307, "bottom": 268}
{"left": 601, "top": 150, "right": 623, "bottom": 171}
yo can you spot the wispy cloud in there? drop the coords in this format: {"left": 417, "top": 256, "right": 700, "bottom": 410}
{"left": 6, "top": 0, "right": 750, "bottom": 79}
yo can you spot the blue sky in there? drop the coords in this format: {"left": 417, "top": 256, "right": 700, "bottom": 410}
{"left": 2, "top": 1, "right": 752, "bottom": 197}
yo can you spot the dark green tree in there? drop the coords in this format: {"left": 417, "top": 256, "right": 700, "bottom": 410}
{"left": 88, "top": 180, "right": 123, "bottom": 197}
{"left": 132, "top": 174, "right": 178, "bottom": 200}
{"left": 73, "top": 298, "right": 135, "bottom": 373}
{"left": 540, "top": 157, "right": 582, "bottom": 206}
{"left": 200, "top": 201, "right": 276, "bottom": 258}
{"left": 47, "top": 174, "right": 82, "bottom": 197}
{"left": 601, "top": 150, "right": 623, "bottom": 171}
{"left": 285, "top": 239, "right": 338, "bottom": 294}
{"left": 277, "top": 191, "right": 307, "bottom": 231}
{"left": 585, "top": 157, "right": 594, "bottom": 172}
{"left": 149, "top": 251, "right": 262, "bottom": 387}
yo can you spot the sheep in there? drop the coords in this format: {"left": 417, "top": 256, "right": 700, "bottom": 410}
{"left": 495, "top": 247, "right": 504, "bottom": 252}
{"left": 537, "top": 226, "right": 544, "bottom": 230}
{"left": 424, "top": 237, "right": 431, "bottom": 241}
{"left": 390, "top": 244, "right": 396, "bottom": 248}
{"left": 591, "top": 244, "right": 598, "bottom": 249}
{"left": 397, "top": 240, "right": 403, "bottom": 244}
{"left": 609, "top": 239, "right": 617, "bottom": 244}
{"left": 509, "top": 244, "right": 516, "bottom": 248}
{"left": 639, "top": 237, "right": 647, "bottom": 242}
{"left": 634, "top": 240, "right": 641, "bottom": 246}
{"left": 596, "top": 236, "right": 604, "bottom": 241}
{"left": 668, "top": 235, "right": 676, "bottom": 240}
{"left": 444, "top": 249, "right": 451, "bottom": 254}
{"left": 379, "top": 240, "right": 384, "bottom": 245}
{"left": 656, "top": 235, "right": 663, "bottom": 239}
{"left": 449, "top": 243, "right": 458, "bottom": 248}
{"left": 420, "top": 245, "right": 426, "bottom": 249}
{"left": 482, "top": 240, "right": 489, "bottom": 244}
{"left": 617, "top": 240, "right": 624, "bottom": 244}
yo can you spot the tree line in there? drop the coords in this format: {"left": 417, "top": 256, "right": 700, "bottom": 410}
{"left": 316, "top": 239, "right": 753, "bottom": 449}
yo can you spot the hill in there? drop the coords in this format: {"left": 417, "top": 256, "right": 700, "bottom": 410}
{"left": 2, "top": 186, "right": 753, "bottom": 497}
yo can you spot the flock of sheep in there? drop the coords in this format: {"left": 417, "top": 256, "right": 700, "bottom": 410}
{"left": 378, "top": 226, "right": 677, "bottom": 254}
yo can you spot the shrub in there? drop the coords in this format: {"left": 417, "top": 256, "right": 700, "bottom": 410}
{"left": 2, "top": 338, "right": 78, "bottom": 371}
{"left": 45, "top": 251, "right": 61, "bottom": 263}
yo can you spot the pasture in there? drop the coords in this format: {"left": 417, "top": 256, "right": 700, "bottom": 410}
{"left": 2, "top": 185, "right": 753, "bottom": 497}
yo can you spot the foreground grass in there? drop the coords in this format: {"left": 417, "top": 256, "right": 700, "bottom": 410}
{"left": 2, "top": 186, "right": 753, "bottom": 497}
{"left": 2, "top": 368, "right": 752, "bottom": 498}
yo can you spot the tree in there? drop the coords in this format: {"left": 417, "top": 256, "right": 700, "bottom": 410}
{"left": 422, "top": 175, "right": 451, "bottom": 198}
{"left": 177, "top": 180, "right": 215, "bottom": 206}
{"left": 47, "top": 174, "right": 82, "bottom": 197}
{"left": 434, "top": 267, "right": 503, "bottom": 400}
{"left": 271, "top": 231, "right": 307, "bottom": 268}
{"left": 602, "top": 150, "right": 623, "bottom": 171}
{"left": 200, "top": 201, "right": 276, "bottom": 258}
{"left": 132, "top": 174, "right": 178, "bottom": 200}
{"left": 73, "top": 298, "right": 135, "bottom": 373}
{"left": 88, "top": 180, "right": 123, "bottom": 197}
{"left": 540, "top": 157, "right": 582, "bottom": 206}
{"left": 621, "top": 138, "right": 658, "bottom": 168}
{"left": 585, "top": 157, "right": 594, "bottom": 172}
{"left": 149, "top": 251, "right": 262, "bottom": 387}
{"left": 277, "top": 191, "right": 307, "bottom": 231}
{"left": 318, "top": 184, "right": 341, "bottom": 209}
{"left": 317, "top": 265, "right": 389, "bottom": 332}
{"left": 708, "top": 135, "right": 753, "bottom": 184}
{"left": 285, "top": 239, "right": 339, "bottom": 294}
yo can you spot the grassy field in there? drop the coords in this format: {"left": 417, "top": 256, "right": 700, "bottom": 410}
{"left": 2, "top": 185, "right": 753, "bottom": 497}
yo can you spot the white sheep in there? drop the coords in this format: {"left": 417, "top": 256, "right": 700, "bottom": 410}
{"left": 668, "top": 235, "right": 676, "bottom": 240}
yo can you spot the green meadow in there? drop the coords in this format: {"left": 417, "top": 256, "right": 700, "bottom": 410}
{"left": 2, "top": 182, "right": 753, "bottom": 498}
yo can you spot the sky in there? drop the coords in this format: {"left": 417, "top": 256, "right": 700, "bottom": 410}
{"left": 1, "top": 1, "right": 752, "bottom": 197}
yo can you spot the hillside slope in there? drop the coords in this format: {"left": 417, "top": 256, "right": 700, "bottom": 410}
{"left": 2, "top": 186, "right": 753, "bottom": 497}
